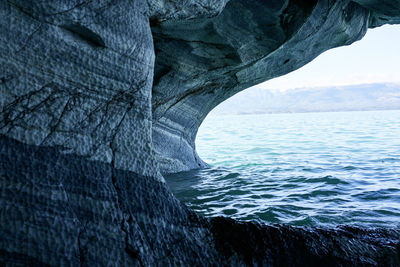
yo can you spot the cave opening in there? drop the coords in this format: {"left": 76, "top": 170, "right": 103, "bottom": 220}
{"left": 166, "top": 25, "right": 400, "bottom": 228}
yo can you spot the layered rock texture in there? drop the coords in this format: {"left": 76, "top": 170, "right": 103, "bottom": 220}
{"left": 1, "top": 0, "right": 400, "bottom": 265}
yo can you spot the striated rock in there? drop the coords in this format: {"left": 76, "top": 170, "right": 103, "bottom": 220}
{"left": 151, "top": 0, "right": 371, "bottom": 173}
{"left": 147, "top": 0, "right": 230, "bottom": 21}
{"left": 1, "top": 0, "right": 400, "bottom": 265}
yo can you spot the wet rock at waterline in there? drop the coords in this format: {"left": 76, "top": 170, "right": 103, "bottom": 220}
{"left": 1, "top": 0, "right": 400, "bottom": 265}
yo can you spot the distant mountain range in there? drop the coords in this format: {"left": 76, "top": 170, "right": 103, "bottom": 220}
{"left": 210, "top": 83, "right": 400, "bottom": 115}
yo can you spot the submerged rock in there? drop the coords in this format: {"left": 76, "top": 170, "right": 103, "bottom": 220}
{"left": 1, "top": 0, "right": 400, "bottom": 265}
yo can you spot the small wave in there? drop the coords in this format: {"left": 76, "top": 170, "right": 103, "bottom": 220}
{"left": 221, "top": 172, "right": 240, "bottom": 179}
{"left": 352, "top": 189, "right": 398, "bottom": 201}
{"left": 226, "top": 189, "right": 251, "bottom": 196}
{"left": 290, "top": 216, "right": 317, "bottom": 227}
{"left": 222, "top": 208, "right": 238, "bottom": 216}
{"left": 370, "top": 157, "right": 400, "bottom": 162}
{"left": 302, "top": 167, "right": 325, "bottom": 173}
{"left": 343, "top": 165, "right": 357, "bottom": 170}
{"left": 305, "top": 176, "right": 350, "bottom": 185}
{"left": 255, "top": 210, "right": 281, "bottom": 224}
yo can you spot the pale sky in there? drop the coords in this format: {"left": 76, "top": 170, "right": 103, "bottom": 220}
{"left": 258, "top": 25, "right": 400, "bottom": 92}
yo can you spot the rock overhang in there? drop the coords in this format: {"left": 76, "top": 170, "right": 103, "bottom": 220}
{"left": 150, "top": 0, "right": 397, "bottom": 174}
{"left": 2, "top": 0, "right": 399, "bottom": 176}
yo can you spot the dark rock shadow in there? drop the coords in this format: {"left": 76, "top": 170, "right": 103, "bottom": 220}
{"left": 1, "top": 135, "right": 399, "bottom": 266}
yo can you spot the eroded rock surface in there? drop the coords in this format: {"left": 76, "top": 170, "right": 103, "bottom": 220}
{"left": 0, "top": 0, "right": 160, "bottom": 178}
{"left": 151, "top": 0, "right": 372, "bottom": 173}
{"left": 1, "top": 0, "right": 400, "bottom": 266}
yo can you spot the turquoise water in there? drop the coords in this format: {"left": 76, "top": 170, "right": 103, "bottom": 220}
{"left": 165, "top": 110, "right": 400, "bottom": 228}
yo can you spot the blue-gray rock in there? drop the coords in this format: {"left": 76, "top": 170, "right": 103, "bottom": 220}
{"left": 1, "top": 0, "right": 400, "bottom": 266}
{"left": 151, "top": 0, "right": 371, "bottom": 173}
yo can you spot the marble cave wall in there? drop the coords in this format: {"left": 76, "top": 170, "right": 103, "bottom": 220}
{"left": 1, "top": 0, "right": 400, "bottom": 265}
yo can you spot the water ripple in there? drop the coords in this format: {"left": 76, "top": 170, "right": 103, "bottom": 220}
{"left": 166, "top": 110, "right": 400, "bottom": 228}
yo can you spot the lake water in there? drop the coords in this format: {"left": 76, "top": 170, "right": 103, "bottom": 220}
{"left": 165, "top": 110, "right": 400, "bottom": 228}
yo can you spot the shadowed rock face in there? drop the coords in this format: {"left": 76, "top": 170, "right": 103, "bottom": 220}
{"left": 1, "top": 136, "right": 216, "bottom": 266}
{"left": 1, "top": 0, "right": 400, "bottom": 265}
{"left": 1, "top": 136, "right": 399, "bottom": 266}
